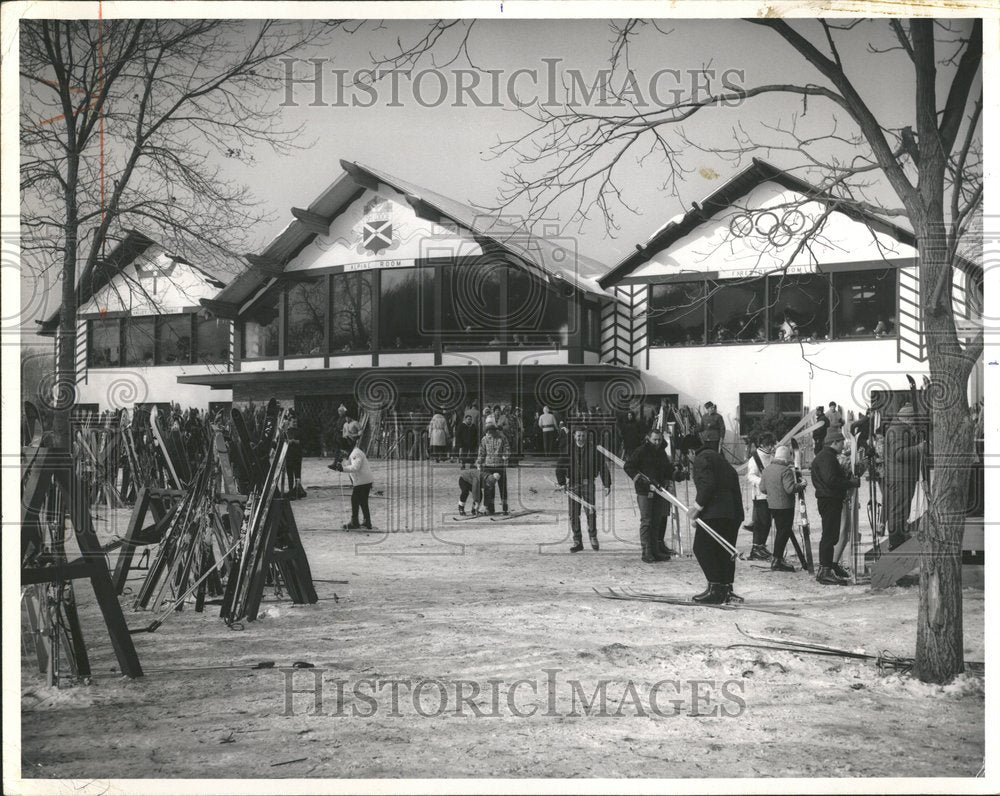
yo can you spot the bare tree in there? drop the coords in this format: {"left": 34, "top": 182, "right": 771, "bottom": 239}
{"left": 20, "top": 19, "right": 335, "bottom": 446}
{"left": 373, "top": 18, "right": 983, "bottom": 683}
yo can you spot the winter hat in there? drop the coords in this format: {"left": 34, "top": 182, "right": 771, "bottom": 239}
{"left": 484, "top": 415, "right": 497, "bottom": 429}
{"left": 344, "top": 420, "right": 362, "bottom": 438}
{"left": 823, "top": 428, "right": 845, "bottom": 445}
{"left": 773, "top": 445, "right": 792, "bottom": 462}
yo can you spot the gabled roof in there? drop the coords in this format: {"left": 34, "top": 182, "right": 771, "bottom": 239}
{"left": 37, "top": 230, "right": 231, "bottom": 336}
{"left": 598, "top": 158, "right": 925, "bottom": 288}
{"left": 209, "top": 160, "right": 615, "bottom": 316}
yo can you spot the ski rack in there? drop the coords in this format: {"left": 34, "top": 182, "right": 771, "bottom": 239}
{"left": 21, "top": 447, "right": 143, "bottom": 680}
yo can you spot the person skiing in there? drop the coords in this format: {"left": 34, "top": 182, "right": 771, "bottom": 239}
{"left": 556, "top": 427, "right": 611, "bottom": 552}
{"left": 759, "top": 445, "right": 805, "bottom": 573}
{"left": 624, "top": 427, "right": 684, "bottom": 563}
{"left": 686, "top": 431, "right": 744, "bottom": 602}
{"left": 457, "top": 468, "right": 498, "bottom": 516}
{"left": 332, "top": 421, "right": 374, "bottom": 530}
{"left": 476, "top": 415, "right": 509, "bottom": 515}
{"left": 745, "top": 432, "right": 776, "bottom": 561}
{"left": 811, "top": 428, "right": 860, "bottom": 584}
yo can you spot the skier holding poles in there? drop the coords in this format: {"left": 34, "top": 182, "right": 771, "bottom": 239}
{"left": 684, "top": 431, "right": 746, "bottom": 604}
{"left": 556, "top": 427, "right": 611, "bottom": 553}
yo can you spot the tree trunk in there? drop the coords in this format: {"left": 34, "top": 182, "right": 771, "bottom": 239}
{"left": 53, "top": 156, "right": 80, "bottom": 450}
{"left": 914, "top": 395, "right": 972, "bottom": 683}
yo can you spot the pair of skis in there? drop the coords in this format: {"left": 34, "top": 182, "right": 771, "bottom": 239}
{"left": 593, "top": 587, "right": 804, "bottom": 620}
{"left": 597, "top": 445, "right": 741, "bottom": 560}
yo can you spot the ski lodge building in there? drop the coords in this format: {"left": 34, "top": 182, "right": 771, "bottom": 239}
{"left": 44, "top": 159, "right": 983, "bottom": 452}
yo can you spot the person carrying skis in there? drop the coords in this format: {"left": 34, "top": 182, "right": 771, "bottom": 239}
{"left": 686, "top": 431, "right": 745, "bottom": 603}
{"left": 556, "top": 427, "right": 611, "bottom": 553}
{"left": 624, "top": 427, "right": 684, "bottom": 563}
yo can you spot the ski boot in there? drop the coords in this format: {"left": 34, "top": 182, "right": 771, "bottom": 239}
{"left": 501, "top": 504, "right": 510, "bottom": 516}
{"left": 570, "top": 536, "right": 584, "bottom": 553}
{"left": 343, "top": 522, "right": 361, "bottom": 531}
{"left": 722, "top": 584, "right": 744, "bottom": 604}
{"left": 458, "top": 505, "right": 466, "bottom": 516}
{"left": 832, "top": 563, "right": 852, "bottom": 580}
{"left": 589, "top": 532, "right": 600, "bottom": 551}
{"left": 641, "top": 544, "right": 656, "bottom": 564}
{"left": 748, "top": 544, "right": 772, "bottom": 561}
{"left": 816, "top": 566, "right": 848, "bottom": 585}
{"left": 693, "top": 583, "right": 727, "bottom": 604}
{"left": 770, "top": 557, "right": 796, "bottom": 572}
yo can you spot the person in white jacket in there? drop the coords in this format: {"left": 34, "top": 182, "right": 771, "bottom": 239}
{"left": 745, "top": 432, "right": 775, "bottom": 560}
{"left": 332, "top": 420, "right": 374, "bottom": 530}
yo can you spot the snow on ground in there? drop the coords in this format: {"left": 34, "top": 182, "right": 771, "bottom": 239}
{"left": 20, "top": 458, "right": 984, "bottom": 779}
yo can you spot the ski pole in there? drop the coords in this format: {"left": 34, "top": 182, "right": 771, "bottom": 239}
{"left": 547, "top": 477, "right": 596, "bottom": 512}
{"left": 597, "top": 446, "right": 741, "bottom": 560}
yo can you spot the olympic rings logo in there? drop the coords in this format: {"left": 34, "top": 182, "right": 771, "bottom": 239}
{"left": 728, "top": 209, "right": 808, "bottom": 247}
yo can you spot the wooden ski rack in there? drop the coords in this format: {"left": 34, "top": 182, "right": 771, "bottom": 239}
{"left": 220, "top": 496, "right": 318, "bottom": 625}
{"left": 21, "top": 448, "right": 143, "bottom": 679}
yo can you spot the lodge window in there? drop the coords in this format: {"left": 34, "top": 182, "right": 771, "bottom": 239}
{"left": 582, "top": 303, "right": 601, "bottom": 351}
{"left": 243, "top": 313, "right": 279, "bottom": 359}
{"left": 508, "top": 268, "right": 572, "bottom": 347}
{"left": 833, "top": 269, "right": 896, "bottom": 338}
{"left": 739, "top": 392, "right": 803, "bottom": 439}
{"left": 440, "top": 261, "right": 505, "bottom": 343}
{"left": 767, "top": 274, "right": 830, "bottom": 341}
{"left": 286, "top": 280, "right": 327, "bottom": 357}
{"left": 123, "top": 317, "right": 156, "bottom": 367}
{"left": 330, "top": 271, "right": 373, "bottom": 352}
{"left": 708, "top": 278, "right": 766, "bottom": 343}
{"left": 87, "top": 318, "right": 121, "bottom": 368}
{"left": 157, "top": 314, "right": 193, "bottom": 364}
{"left": 649, "top": 282, "right": 706, "bottom": 346}
{"left": 196, "top": 316, "right": 230, "bottom": 364}
{"left": 379, "top": 267, "right": 434, "bottom": 350}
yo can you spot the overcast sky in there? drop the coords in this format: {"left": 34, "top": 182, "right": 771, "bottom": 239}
{"left": 21, "top": 17, "right": 975, "bottom": 343}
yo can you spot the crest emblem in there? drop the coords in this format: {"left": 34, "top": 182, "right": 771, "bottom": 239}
{"left": 357, "top": 195, "right": 398, "bottom": 256}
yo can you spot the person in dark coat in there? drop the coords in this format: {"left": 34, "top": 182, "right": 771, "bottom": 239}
{"left": 619, "top": 410, "right": 645, "bottom": 458}
{"left": 883, "top": 404, "right": 926, "bottom": 550}
{"left": 685, "top": 431, "right": 745, "bottom": 603}
{"left": 625, "top": 428, "right": 684, "bottom": 563}
{"left": 556, "top": 428, "right": 611, "bottom": 552}
{"left": 698, "top": 402, "right": 725, "bottom": 453}
{"left": 811, "top": 428, "right": 860, "bottom": 584}
{"left": 285, "top": 410, "right": 306, "bottom": 499}
{"left": 455, "top": 414, "right": 480, "bottom": 470}
{"left": 811, "top": 406, "right": 829, "bottom": 456}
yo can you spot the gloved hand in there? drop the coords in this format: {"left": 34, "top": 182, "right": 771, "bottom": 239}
{"left": 333, "top": 460, "right": 344, "bottom": 472}
{"left": 794, "top": 482, "right": 807, "bottom": 494}
{"left": 635, "top": 474, "right": 650, "bottom": 490}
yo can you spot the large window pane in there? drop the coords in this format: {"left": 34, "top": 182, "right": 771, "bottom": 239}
{"left": 833, "top": 269, "right": 896, "bottom": 339}
{"left": 196, "top": 317, "right": 230, "bottom": 364}
{"left": 286, "top": 280, "right": 327, "bottom": 356}
{"left": 331, "top": 272, "right": 373, "bottom": 352}
{"left": 440, "top": 261, "right": 504, "bottom": 343}
{"left": 158, "top": 315, "right": 192, "bottom": 364}
{"left": 380, "top": 268, "right": 434, "bottom": 349}
{"left": 88, "top": 318, "right": 120, "bottom": 367}
{"left": 123, "top": 317, "right": 156, "bottom": 367}
{"left": 767, "top": 275, "right": 830, "bottom": 341}
{"left": 648, "top": 282, "right": 706, "bottom": 347}
{"left": 740, "top": 392, "right": 803, "bottom": 440}
{"left": 708, "top": 278, "right": 766, "bottom": 343}
{"left": 243, "top": 315, "right": 279, "bottom": 359}
{"left": 507, "top": 267, "right": 571, "bottom": 346}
